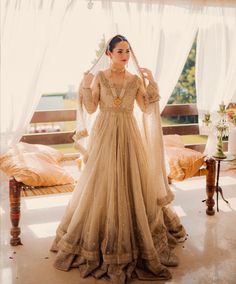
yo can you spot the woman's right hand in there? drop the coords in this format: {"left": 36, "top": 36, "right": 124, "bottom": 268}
{"left": 82, "top": 71, "right": 94, "bottom": 88}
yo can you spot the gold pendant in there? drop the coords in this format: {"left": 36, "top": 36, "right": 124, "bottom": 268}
{"left": 113, "top": 97, "right": 122, "bottom": 107}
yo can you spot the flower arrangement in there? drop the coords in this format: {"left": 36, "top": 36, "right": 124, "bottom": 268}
{"left": 201, "top": 102, "right": 236, "bottom": 158}
{"left": 227, "top": 108, "right": 236, "bottom": 126}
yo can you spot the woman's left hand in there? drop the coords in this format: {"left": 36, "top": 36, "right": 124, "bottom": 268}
{"left": 140, "top": 68, "right": 155, "bottom": 84}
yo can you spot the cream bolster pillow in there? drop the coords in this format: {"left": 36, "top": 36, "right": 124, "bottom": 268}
{"left": 163, "top": 135, "right": 205, "bottom": 181}
{"left": 0, "top": 142, "right": 63, "bottom": 164}
{"left": 0, "top": 143, "right": 73, "bottom": 187}
{"left": 166, "top": 146, "right": 205, "bottom": 181}
{"left": 0, "top": 152, "right": 74, "bottom": 186}
{"left": 163, "top": 134, "right": 185, "bottom": 148}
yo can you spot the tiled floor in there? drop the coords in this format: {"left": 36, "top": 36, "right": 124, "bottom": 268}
{"left": 1, "top": 170, "right": 236, "bottom": 284}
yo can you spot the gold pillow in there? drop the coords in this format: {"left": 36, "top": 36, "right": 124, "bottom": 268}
{"left": 163, "top": 134, "right": 185, "bottom": 148}
{"left": 166, "top": 147, "right": 205, "bottom": 181}
{"left": 0, "top": 142, "right": 63, "bottom": 165}
{"left": 0, "top": 144, "right": 73, "bottom": 186}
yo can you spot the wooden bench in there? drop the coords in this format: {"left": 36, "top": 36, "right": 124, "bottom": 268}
{"left": 8, "top": 104, "right": 221, "bottom": 246}
{"left": 8, "top": 157, "right": 216, "bottom": 246}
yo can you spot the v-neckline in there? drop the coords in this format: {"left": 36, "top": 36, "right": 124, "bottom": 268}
{"left": 101, "top": 71, "right": 136, "bottom": 89}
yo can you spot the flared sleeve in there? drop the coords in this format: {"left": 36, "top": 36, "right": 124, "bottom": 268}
{"left": 80, "top": 74, "right": 100, "bottom": 114}
{"left": 136, "top": 77, "right": 160, "bottom": 112}
{"left": 73, "top": 73, "right": 101, "bottom": 162}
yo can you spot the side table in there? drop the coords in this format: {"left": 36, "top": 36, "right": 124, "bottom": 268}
{"left": 205, "top": 154, "right": 235, "bottom": 215}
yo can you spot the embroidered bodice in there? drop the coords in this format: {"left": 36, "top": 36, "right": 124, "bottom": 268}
{"left": 82, "top": 71, "right": 160, "bottom": 114}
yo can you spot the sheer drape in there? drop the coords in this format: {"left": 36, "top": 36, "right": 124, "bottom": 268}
{"left": 0, "top": 0, "right": 107, "bottom": 156}
{"left": 196, "top": 3, "right": 236, "bottom": 154}
{"left": 2, "top": 0, "right": 236, "bottom": 158}
{"left": 1, "top": 1, "right": 66, "bottom": 154}
{"left": 101, "top": 0, "right": 201, "bottom": 111}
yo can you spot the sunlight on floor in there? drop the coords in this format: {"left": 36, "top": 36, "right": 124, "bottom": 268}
{"left": 173, "top": 177, "right": 205, "bottom": 191}
{"left": 173, "top": 176, "right": 236, "bottom": 191}
{"left": 24, "top": 194, "right": 71, "bottom": 210}
{"left": 173, "top": 205, "right": 187, "bottom": 217}
{"left": 218, "top": 197, "right": 236, "bottom": 212}
{"left": 0, "top": 267, "right": 12, "bottom": 284}
{"left": 28, "top": 221, "right": 59, "bottom": 238}
{"left": 218, "top": 176, "right": 236, "bottom": 186}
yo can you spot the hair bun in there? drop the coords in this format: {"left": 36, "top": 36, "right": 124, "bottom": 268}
{"left": 106, "top": 35, "right": 129, "bottom": 54}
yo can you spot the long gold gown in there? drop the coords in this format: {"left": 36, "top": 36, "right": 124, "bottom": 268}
{"left": 51, "top": 71, "right": 186, "bottom": 283}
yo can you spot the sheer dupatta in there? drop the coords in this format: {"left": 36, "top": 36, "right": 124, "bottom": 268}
{"left": 73, "top": 37, "right": 174, "bottom": 207}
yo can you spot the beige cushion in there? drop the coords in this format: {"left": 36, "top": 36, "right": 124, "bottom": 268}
{"left": 0, "top": 142, "right": 63, "bottom": 164}
{"left": 0, "top": 143, "right": 73, "bottom": 186}
{"left": 166, "top": 147, "right": 205, "bottom": 181}
{"left": 163, "top": 134, "right": 185, "bottom": 148}
{"left": 163, "top": 135, "right": 204, "bottom": 181}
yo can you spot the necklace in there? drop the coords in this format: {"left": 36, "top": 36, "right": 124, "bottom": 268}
{"left": 110, "top": 66, "right": 126, "bottom": 73}
{"left": 108, "top": 69, "right": 127, "bottom": 107}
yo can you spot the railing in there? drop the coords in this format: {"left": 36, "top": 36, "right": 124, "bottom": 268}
{"left": 20, "top": 103, "right": 228, "bottom": 153}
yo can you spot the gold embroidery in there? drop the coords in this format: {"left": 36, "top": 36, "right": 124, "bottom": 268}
{"left": 147, "top": 83, "right": 161, "bottom": 103}
{"left": 113, "top": 97, "right": 122, "bottom": 107}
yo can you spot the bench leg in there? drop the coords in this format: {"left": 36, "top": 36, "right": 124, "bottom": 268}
{"left": 9, "top": 178, "right": 23, "bottom": 246}
{"left": 205, "top": 158, "right": 216, "bottom": 216}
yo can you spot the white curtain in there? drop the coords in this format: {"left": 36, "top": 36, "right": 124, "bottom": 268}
{"left": 101, "top": 0, "right": 201, "bottom": 111}
{"left": 2, "top": 0, "right": 236, "bottom": 158}
{"left": 0, "top": 0, "right": 108, "bottom": 155}
{"left": 1, "top": 0, "right": 67, "bottom": 154}
{"left": 196, "top": 3, "right": 236, "bottom": 154}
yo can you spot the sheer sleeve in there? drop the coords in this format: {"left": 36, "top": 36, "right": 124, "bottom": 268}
{"left": 81, "top": 73, "right": 100, "bottom": 114}
{"left": 136, "top": 77, "right": 160, "bottom": 113}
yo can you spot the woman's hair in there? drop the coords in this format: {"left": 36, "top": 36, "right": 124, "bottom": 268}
{"left": 106, "top": 35, "right": 129, "bottom": 55}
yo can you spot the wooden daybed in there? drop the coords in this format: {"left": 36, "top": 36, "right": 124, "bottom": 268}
{"left": 8, "top": 157, "right": 216, "bottom": 246}
{"left": 8, "top": 178, "right": 75, "bottom": 246}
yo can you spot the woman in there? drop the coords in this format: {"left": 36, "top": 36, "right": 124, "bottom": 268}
{"left": 51, "top": 35, "right": 186, "bottom": 283}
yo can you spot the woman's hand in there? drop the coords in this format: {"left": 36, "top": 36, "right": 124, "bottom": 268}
{"left": 82, "top": 71, "right": 94, "bottom": 88}
{"left": 140, "top": 68, "right": 155, "bottom": 85}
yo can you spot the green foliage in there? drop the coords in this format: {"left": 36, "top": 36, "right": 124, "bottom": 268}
{"left": 168, "top": 38, "right": 197, "bottom": 104}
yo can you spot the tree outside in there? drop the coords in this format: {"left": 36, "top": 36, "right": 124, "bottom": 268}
{"left": 168, "top": 38, "right": 197, "bottom": 105}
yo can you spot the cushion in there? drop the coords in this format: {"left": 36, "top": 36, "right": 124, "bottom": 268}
{"left": 0, "top": 143, "right": 73, "bottom": 186}
{"left": 163, "top": 135, "right": 205, "bottom": 181}
{"left": 163, "top": 134, "right": 185, "bottom": 148}
{"left": 165, "top": 146, "right": 205, "bottom": 181}
{"left": 0, "top": 142, "right": 63, "bottom": 164}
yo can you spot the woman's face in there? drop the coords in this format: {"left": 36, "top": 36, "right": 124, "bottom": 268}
{"left": 109, "top": 41, "right": 130, "bottom": 67}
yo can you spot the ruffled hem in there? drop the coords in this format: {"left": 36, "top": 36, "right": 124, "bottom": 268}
{"left": 50, "top": 223, "right": 185, "bottom": 283}
{"left": 51, "top": 247, "right": 172, "bottom": 283}
{"left": 50, "top": 205, "right": 186, "bottom": 282}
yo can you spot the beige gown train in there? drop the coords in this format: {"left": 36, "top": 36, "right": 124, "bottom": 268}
{"left": 51, "top": 71, "right": 186, "bottom": 283}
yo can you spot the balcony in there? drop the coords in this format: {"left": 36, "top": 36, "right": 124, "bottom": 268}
{"left": 21, "top": 103, "right": 228, "bottom": 153}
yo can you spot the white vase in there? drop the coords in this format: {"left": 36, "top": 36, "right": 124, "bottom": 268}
{"left": 204, "top": 132, "right": 218, "bottom": 156}
{"left": 228, "top": 128, "right": 236, "bottom": 155}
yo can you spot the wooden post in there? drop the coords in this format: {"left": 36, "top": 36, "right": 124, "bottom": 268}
{"left": 9, "top": 178, "right": 23, "bottom": 246}
{"left": 205, "top": 158, "right": 216, "bottom": 215}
